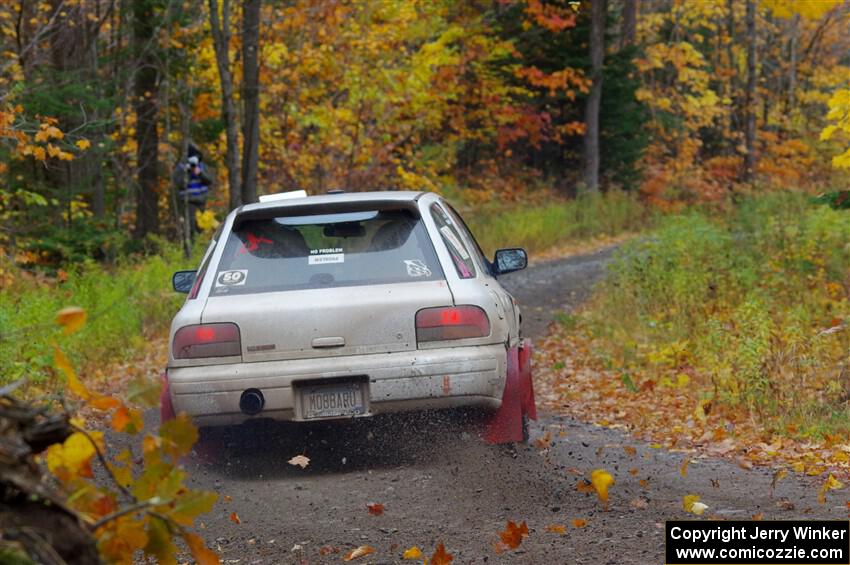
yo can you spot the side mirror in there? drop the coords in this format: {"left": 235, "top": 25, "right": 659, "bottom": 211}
{"left": 172, "top": 270, "right": 197, "bottom": 293}
{"left": 493, "top": 248, "right": 528, "bottom": 275}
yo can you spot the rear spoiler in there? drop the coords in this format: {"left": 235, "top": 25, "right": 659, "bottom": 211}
{"left": 233, "top": 199, "right": 422, "bottom": 229}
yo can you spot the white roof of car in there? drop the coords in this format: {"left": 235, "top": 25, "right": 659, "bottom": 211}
{"left": 239, "top": 190, "right": 425, "bottom": 215}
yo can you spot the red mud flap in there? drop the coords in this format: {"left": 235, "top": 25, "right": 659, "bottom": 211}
{"left": 160, "top": 370, "right": 176, "bottom": 423}
{"left": 483, "top": 338, "right": 537, "bottom": 444}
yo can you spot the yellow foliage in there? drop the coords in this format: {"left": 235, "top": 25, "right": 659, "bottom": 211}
{"left": 683, "top": 494, "right": 709, "bottom": 515}
{"left": 195, "top": 209, "right": 219, "bottom": 232}
{"left": 763, "top": 0, "right": 841, "bottom": 19}
{"left": 46, "top": 431, "right": 101, "bottom": 480}
{"left": 818, "top": 474, "right": 844, "bottom": 504}
{"left": 590, "top": 469, "right": 614, "bottom": 510}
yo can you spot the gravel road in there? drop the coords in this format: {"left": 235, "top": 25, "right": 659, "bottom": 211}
{"left": 176, "top": 247, "right": 844, "bottom": 564}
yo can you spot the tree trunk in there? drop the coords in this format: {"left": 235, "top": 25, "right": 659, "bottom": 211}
{"left": 788, "top": 13, "right": 799, "bottom": 110}
{"left": 743, "top": 0, "right": 757, "bottom": 184}
{"left": 620, "top": 0, "right": 637, "bottom": 49}
{"left": 582, "top": 0, "right": 606, "bottom": 193}
{"left": 240, "top": 0, "right": 261, "bottom": 204}
{"left": 132, "top": 0, "right": 160, "bottom": 238}
{"left": 726, "top": 0, "right": 737, "bottom": 147}
{"left": 209, "top": 0, "right": 242, "bottom": 210}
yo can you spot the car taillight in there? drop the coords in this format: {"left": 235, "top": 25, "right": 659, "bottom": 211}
{"left": 415, "top": 306, "right": 490, "bottom": 343}
{"left": 173, "top": 323, "right": 241, "bottom": 359}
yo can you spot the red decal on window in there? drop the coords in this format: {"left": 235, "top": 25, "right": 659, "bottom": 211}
{"left": 238, "top": 232, "right": 273, "bottom": 254}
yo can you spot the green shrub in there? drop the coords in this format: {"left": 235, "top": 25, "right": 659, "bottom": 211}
{"left": 0, "top": 242, "right": 200, "bottom": 386}
{"left": 582, "top": 192, "right": 850, "bottom": 436}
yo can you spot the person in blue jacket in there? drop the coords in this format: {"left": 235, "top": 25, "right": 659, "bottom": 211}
{"left": 175, "top": 153, "right": 213, "bottom": 236}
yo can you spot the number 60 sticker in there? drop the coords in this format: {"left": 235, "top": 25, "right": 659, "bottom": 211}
{"left": 216, "top": 269, "right": 248, "bottom": 287}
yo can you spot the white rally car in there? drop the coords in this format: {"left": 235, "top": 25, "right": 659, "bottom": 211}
{"left": 162, "top": 191, "right": 536, "bottom": 442}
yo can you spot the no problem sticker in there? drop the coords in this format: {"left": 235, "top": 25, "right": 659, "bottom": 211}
{"left": 309, "top": 248, "right": 344, "bottom": 265}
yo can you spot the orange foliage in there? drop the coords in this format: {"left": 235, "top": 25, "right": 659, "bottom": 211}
{"left": 43, "top": 308, "right": 220, "bottom": 564}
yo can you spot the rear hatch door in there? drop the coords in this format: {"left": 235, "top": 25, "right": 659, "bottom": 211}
{"left": 201, "top": 205, "right": 453, "bottom": 361}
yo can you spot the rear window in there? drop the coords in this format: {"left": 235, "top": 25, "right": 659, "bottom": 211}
{"left": 210, "top": 208, "right": 444, "bottom": 295}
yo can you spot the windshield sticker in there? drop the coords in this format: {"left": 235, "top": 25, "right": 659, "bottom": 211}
{"left": 216, "top": 269, "right": 248, "bottom": 287}
{"left": 308, "top": 253, "right": 344, "bottom": 265}
{"left": 404, "top": 259, "right": 432, "bottom": 277}
{"left": 439, "top": 226, "right": 470, "bottom": 259}
{"left": 238, "top": 232, "right": 273, "bottom": 254}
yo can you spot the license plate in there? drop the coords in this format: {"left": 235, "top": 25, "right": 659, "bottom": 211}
{"left": 301, "top": 382, "right": 366, "bottom": 419}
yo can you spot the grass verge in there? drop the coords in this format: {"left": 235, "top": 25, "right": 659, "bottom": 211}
{"left": 537, "top": 192, "right": 850, "bottom": 475}
{"left": 465, "top": 190, "right": 653, "bottom": 256}
{"left": 0, "top": 240, "right": 199, "bottom": 388}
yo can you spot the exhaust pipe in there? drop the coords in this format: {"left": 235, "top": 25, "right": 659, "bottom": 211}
{"left": 239, "top": 389, "right": 264, "bottom": 415}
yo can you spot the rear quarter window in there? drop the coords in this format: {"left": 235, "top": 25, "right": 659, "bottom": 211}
{"left": 210, "top": 208, "right": 444, "bottom": 295}
{"left": 430, "top": 204, "right": 476, "bottom": 279}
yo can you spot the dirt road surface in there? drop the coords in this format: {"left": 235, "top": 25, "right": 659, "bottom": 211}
{"left": 170, "top": 247, "right": 844, "bottom": 564}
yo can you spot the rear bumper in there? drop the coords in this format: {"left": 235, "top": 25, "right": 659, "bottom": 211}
{"left": 166, "top": 344, "right": 507, "bottom": 426}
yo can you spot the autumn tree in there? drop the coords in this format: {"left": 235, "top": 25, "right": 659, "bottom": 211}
{"left": 742, "top": 0, "right": 757, "bottom": 183}
{"left": 582, "top": 0, "right": 606, "bottom": 193}
{"left": 241, "top": 0, "right": 262, "bottom": 204}
{"left": 208, "top": 0, "right": 242, "bottom": 210}
{"left": 619, "top": 0, "right": 637, "bottom": 49}
{"left": 133, "top": 0, "right": 162, "bottom": 238}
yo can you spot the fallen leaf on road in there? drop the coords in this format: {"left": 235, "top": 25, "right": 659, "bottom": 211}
{"left": 430, "top": 543, "right": 453, "bottom": 564}
{"left": 223, "top": 495, "right": 232, "bottom": 503}
{"left": 629, "top": 467, "right": 639, "bottom": 476}
{"left": 572, "top": 518, "right": 587, "bottom": 528}
{"left": 818, "top": 474, "right": 844, "bottom": 504}
{"left": 319, "top": 546, "right": 338, "bottom": 555}
{"left": 630, "top": 498, "right": 648, "bottom": 509}
{"left": 737, "top": 457, "right": 754, "bottom": 470}
{"left": 402, "top": 546, "right": 422, "bottom": 559}
{"left": 545, "top": 524, "right": 566, "bottom": 534}
{"left": 752, "top": 512, "right": 764, "bottom": 520}
{"left": 776, "top": 499, "right": 795, "bottom": 511}
{"left": 534, "top": 431, "right": 552, "bottom": 449}
{"left": 229, "top": 511, "right": 241, "bottom": 524}
{"left": 343, "top": 545, "right": 375, "bottom": 561}
{"left": 639, "top": 478, "right": 650, "bottom": 489}
{"left": 680, "top": 457, "right": 691, "bottom": 477}
{"left": 771, "top": 469, "right": 787, "bottom": 496}
{"left": 498, "top": 520, "right": 529, "bottom": 550}
{"left": 288, "top": 455, "right": 310, "bottom": 468}
{"left": 366, "top": 502, "right": 384, "bottom": 516}
{"left": 576, "top": 479, "right": 595, "bottom": 494}
{"left": 683, "top": 495, "right": 708, "bottom": 515}
{"left": 623, "top": 446, "right": 637, "bottom": 457}
{"left": 591, "top": 469, "right": 614, "bottom": 510}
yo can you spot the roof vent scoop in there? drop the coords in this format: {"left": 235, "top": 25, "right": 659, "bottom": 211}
{"left": 326, "top": 189, "right": 346, "bottom": 194}
{"left": 258, "top": 190, "right": 307, "bottom": 203}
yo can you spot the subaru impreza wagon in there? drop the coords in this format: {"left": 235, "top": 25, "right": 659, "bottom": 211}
{"left": 162, "top": 190, "right": 535, "bottom": 441}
